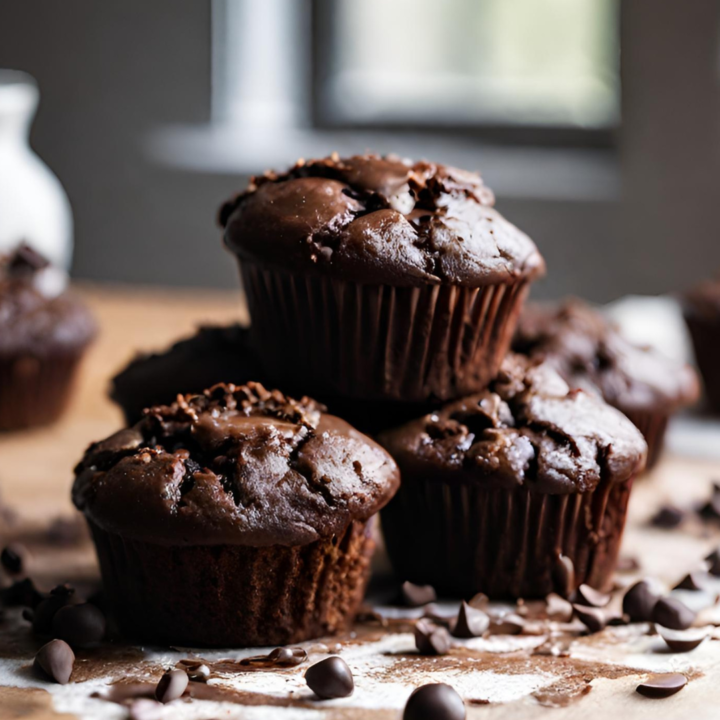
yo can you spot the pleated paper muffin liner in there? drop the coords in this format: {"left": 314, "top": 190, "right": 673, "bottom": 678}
{"left": 0, "top": 351, "right": 84, "bottom": 431}
{"left": 241, "top": 262, "right": 530, "bottom": 403}
{"left": 623, "top": 409, "right": 669, "bottom": 470}
{"left": 87, "top": 519, "right": 375, "bottom": 647}
{"left": 381, "top": 477, "right": 634, "bottom": 599}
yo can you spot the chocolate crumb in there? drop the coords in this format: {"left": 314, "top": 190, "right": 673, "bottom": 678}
{"left": 240, "top": 647, "right": 307, "bottom": 668}
{"left": 415, "top": 618, "right": 452, "bottom": 655}
{"left": 636, "top": 673, "right": 687, "bottom": 699}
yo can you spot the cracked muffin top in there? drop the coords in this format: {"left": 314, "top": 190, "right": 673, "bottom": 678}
{"left": 378, "top": 355, "right": 647, "bottom": 495}
{"left": 513, "top": 299, "right": 699, "bottom": 413}
{"left": 219, "top": 153, "right": 545, "bottom": 287}
{"left": 72, "top": 383, "right": 400, "bottom": 546}
{"left": 0, "top": 244, "right": 96, "bottom": 356}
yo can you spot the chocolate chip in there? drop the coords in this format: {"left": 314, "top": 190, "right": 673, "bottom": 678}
{"left": 574, "top": 584, "right": 611, "bottom": 607}
{"left": 403, "top": 683, "right": 466, "bottom": 720}
{"left": 488, "top": 613, "right": 525, "bottom": 635}
{"left": 415, "top": 618, "right": 452, "bottom": 655}
{"left": 467, "top": 592, "right": 489, "bottom": 609}
{"left": 705, "top": 547, "right": 720, "bottom": 576}
{"left": 652, "top": 596, "right": 696, "bottom": 630}
{"left": 1, "top": 544, "right": 24, "bottom": 574}
{"left": 33, "top": 584, "right": 76, "bottom": 635}
{"left": 553, "top": 554, "right": 575, "bottom": 598}
{"left": 402, "top": 581, "right": 437, "bottom": 607}
{"left": 155, "top": 668, "right": 188, "bottom": 703}
{"left": 451, "top": 602, "right": 489, "bottom": 638}
{"left": 697, "top": 483, "right": 720, "bottom": 520}
{"left": 636, "top": 673, "right": 687, "bottom": 698}
{"left": 33, "top": 639, "right": 74, "bottom": 684}
{"left": 241, "top": 646, "right": 307, "bottom": 668}
{"left": 573, "top": 604, "right": 607, "bottom": 633}
{"left": 305, "top": 656, "right": 354, "bottom": 699}
{"left": 622, "top": 580, "right": 659, "bottom": 622}
{"left": 616, "top": 555, "right": 640, "bottom": 572}
{"left": 545, "top": 593, "right": 574, "bottom": 622}
{"left": 659, "top": 627, "right": 708, "bottom": 653}
{"left": 8, "top": 244, "right": 49, "bottom": 276}
{"left": 674, "top": 571, "right": 710, "bottom": 591}
{"left": 52, "top": 603, "right": 106, "bottom": 648}
{"left": 1, "top": 578, "right": 44, "bottom": 608}
{"left": 650, "top": 505, "right": 684, "bottom": 529}
{"left": 177, "top": 659, "right": 210, "bottom": 682}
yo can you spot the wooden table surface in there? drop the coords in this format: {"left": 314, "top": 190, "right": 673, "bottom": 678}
{"left": 2, "top": 284, "right": 720, "bottom": 720}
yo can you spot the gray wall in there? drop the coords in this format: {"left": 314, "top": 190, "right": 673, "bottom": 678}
{"left": 1, "top": 0, "right": 719, "bottom": 301}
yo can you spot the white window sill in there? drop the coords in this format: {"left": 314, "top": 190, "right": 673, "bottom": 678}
{"left": 145, "top": 123, "right": 620, "bottom": 203}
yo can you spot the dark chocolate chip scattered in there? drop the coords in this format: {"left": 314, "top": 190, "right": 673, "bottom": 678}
{"left": 659, "top": 627, "right": 708, "bottom": 653}
{"left": 1, "top": 578, "right": 44, "bottom": 608}
{"left": 705, "top": 547, "right": 720, "bottom": 576}
{"left": 421, "top": 604, "right": 455, "bottom": 628}
{"left": 415, "top": 618, "right": 452, "bottom": 655}
{"left": 33, "top": 639, "right": 75, "bottom": 684}
{"left": 402, "top": 581, "right": 437, "bottom": 607}
{"left": 1, "top": 544, "right": 24, "bottom": 574}
{"left": 652, "top": 596, "right": 696, "bottom": 630}
{"left": 355, "top": 606, "right": 388, "bottom": 626}
{"left": 305, "top": 656, "right": 354, "bottom": 699}
{"left": 240, "top": 646, "right": 307, "bottom": 668}
{"left": 697, "top": 483, "right": 720, "bottom": 520}
{"left": 403, "top": 683, "right": 466, "bottom": 720}
{"left": 622, "top": 580, "right": 659, "bottom": 622}
{"left": 52, "top": 603, "right": 106, "bottom": 648}
{"left": 573, "top": 604, "right": 607, "bottom": 633}
{"left": 674, "top": 571, "right": 710, "bottom": 591}
{"left": 650, "top": 505, "right": 684, "bottom": 529}
{"left": 451, "top": 602, "right": 489, "bottom": 639}
{"left": 467, "top": 592, "right": 489, "bottom": 609}
{"left": 636, "top": 673, "right": 687, "bottom": 699}
{"left": 575, "top": 584, "right": 611, "bottom": 608}
{"left": 177, "top": 659, "right": 210, "bottom": 682}
{"left": 545, "top": 593, "right": 574, "bottom": 622}
{"left": 33, "top": 584, "right": 77, "bottom": 635}
{"left": 8, "top": 243, "right": 49, "bottom": 276}
{"left": 155, "top": 669, "right": 188, "bottom": 703}
{"left": 616, "top": 555, "right": 641, "bottom": 572}
{"left": 553, "top": 554, "right": 575, "bottom": 599}
{"left": 488, "top": 613, "right": 525, "bottom": 635}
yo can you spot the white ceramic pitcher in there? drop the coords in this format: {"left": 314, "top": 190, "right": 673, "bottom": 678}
{"left": 0, "top": 70, "right": 72, "bottom": 269}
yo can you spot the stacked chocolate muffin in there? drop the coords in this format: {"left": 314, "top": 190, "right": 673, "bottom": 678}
{"left": 86, "top": 153, "right": 648, "bottom": 648}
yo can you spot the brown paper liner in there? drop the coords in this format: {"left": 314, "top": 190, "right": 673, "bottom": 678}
{"left": 381, "top": 477, "right": 633, "bottom": 599}
{"left": 623, "top": 409, "right": 669, "bottom": 470}
{"left": 88, "top": 519, "right": 375, "bottom": 647}
{"left": 0, "top": 351, "right": 84, "bottom": 431}
{"left": 241, "top": 262, "right": 530, "bottom": 403}
{"left": 685, "top": 313, "right": 720, "bottom": 414}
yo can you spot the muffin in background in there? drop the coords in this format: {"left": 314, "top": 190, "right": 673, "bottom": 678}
{"left": 513, "top": 298, "right": 698, "bottom": 468}
{"left": 73, "top": 382, "right": 399, "bottom": 647}
{"left": 110, "top": 324, "right": 259, "bottom": 425}
{"left": 0, "top": 243, "right": 96, "bottom": 430}
{"left": 683, "top": 278, "right": 720, "bottom": 414}
{"left": 220, "top": 153, "right": 545, "bottom": 404}
{"left": 379, "top": 355, "right": 646, "bottom": 599}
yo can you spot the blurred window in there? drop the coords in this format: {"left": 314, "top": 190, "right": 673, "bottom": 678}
{"left": 315, "top": 0, "right": 619, "bottom": 132}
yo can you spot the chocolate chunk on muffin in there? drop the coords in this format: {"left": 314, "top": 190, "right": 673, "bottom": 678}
{"left": 73, "top": 382, "right": 399, "bottom": 647}
{"left": 0, "top": 243, "right": 96, "bottom": 430}
{"left": 513, "top": 298, "right": 698, "bottom": 468}
{"left": 220, "top": 153, "right": 545, "bottom": 403}
{"left": 683, "top": 278, "right": 720, "bottom": 414}
{"left": 110, "top": 324, "right": 259, "bottom": 425}
{"left": 379, "top": 355, "right": 647, "bottom": 599}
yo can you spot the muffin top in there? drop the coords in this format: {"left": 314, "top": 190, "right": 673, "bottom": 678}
{"left": 513, "top": 299, "right": 699, "bottom": 413}
{"left": 73, "top": 382, "right": 400, "bottom": 546}
{"left": 220, "top": 154, "right": 545, "bottom": 287}
{"left": 110, "top": 324, "right": 260, "bottom": 425}
{"left": 0, "top": 244, "right": 96, "bottom": 356}
{"left": 379, "top": 355, "right": 647, "bottom": 495}
{"left": 683, "top": 277, "right": 720, "bottom": 319}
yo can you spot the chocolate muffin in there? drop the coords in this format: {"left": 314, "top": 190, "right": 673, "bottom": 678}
{"left": 683, "top": 278, "right": 720, "bottom": 413}
{"left": 110, "top": 324, "right": 259, "bottom": 425}
{"left": 0, "top": 244, "right": 96, "bottom": 430}
{"left": 220, "top": 154, "right": 545, "bottom": 404}
{"left": 72, "top": 382, "right": 399, "bottom": 647}
{"left": 513, "top": 299, "right": 698, "bottom": 468}
{"left": 379, "top": 355, "right": 647, "bottom": 599}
